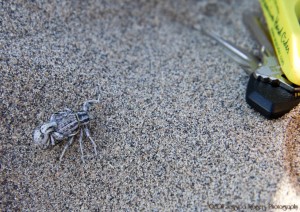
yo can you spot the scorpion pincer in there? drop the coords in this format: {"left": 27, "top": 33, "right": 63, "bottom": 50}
{"left": 33, "top": 99, "right": 99, "bottom": 163}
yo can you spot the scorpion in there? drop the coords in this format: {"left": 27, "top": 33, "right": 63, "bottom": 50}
{"left": 33, "top": 99, "right": 99, "bottom": 163}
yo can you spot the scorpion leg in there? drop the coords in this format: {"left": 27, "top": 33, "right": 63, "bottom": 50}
{"left": 59, "top": 136, "right": 74, "bottom": 162}
{"left": 52, "top": 132, "right": 64, "bottom": 140}
{"left": 84, "top": 127, "right": 98, "bottom": 156}
{"left": 78, "top": 128, "right": 85, "bottom": 163}
{"left": 50, "top": 135, "right": 56, "bottom": 146}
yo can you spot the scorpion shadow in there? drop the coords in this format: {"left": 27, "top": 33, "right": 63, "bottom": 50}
{"left": 284, "top": 107, "right": 300, "bottom": 195}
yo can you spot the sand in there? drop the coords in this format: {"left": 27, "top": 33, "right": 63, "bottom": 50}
{"left": 1, "top": 0, "right": 300, "bottom": 210}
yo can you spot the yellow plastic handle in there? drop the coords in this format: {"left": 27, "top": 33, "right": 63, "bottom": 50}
{"left": 259, "top": 0, "right": 300, "bottom": 85}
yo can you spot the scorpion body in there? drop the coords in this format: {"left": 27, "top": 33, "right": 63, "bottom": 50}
{"left": 51, "top": 110, "right": 90, "bottom": 141}
{"left": 33, "top": 100, "right": 99, "bottom": 162}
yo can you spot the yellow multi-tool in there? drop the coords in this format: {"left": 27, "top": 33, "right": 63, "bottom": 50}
{"left": 259, "top": 0, "right": 300, "bottom": 85}
{"left": 204, "top": 0, "right": 300, "bottom": 118}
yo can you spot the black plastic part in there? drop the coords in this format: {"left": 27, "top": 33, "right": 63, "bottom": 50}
{"left": 246, "top": 74, "right": 300, "bottom": 119}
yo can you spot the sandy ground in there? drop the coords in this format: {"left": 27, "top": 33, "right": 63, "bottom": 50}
{"left": 1, "top": 0, "right": 300, "bottom": 210}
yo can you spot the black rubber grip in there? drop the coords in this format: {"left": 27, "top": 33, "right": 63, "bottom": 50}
{"left": 246, "top": 74, "right": 300, "bottom": 119}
